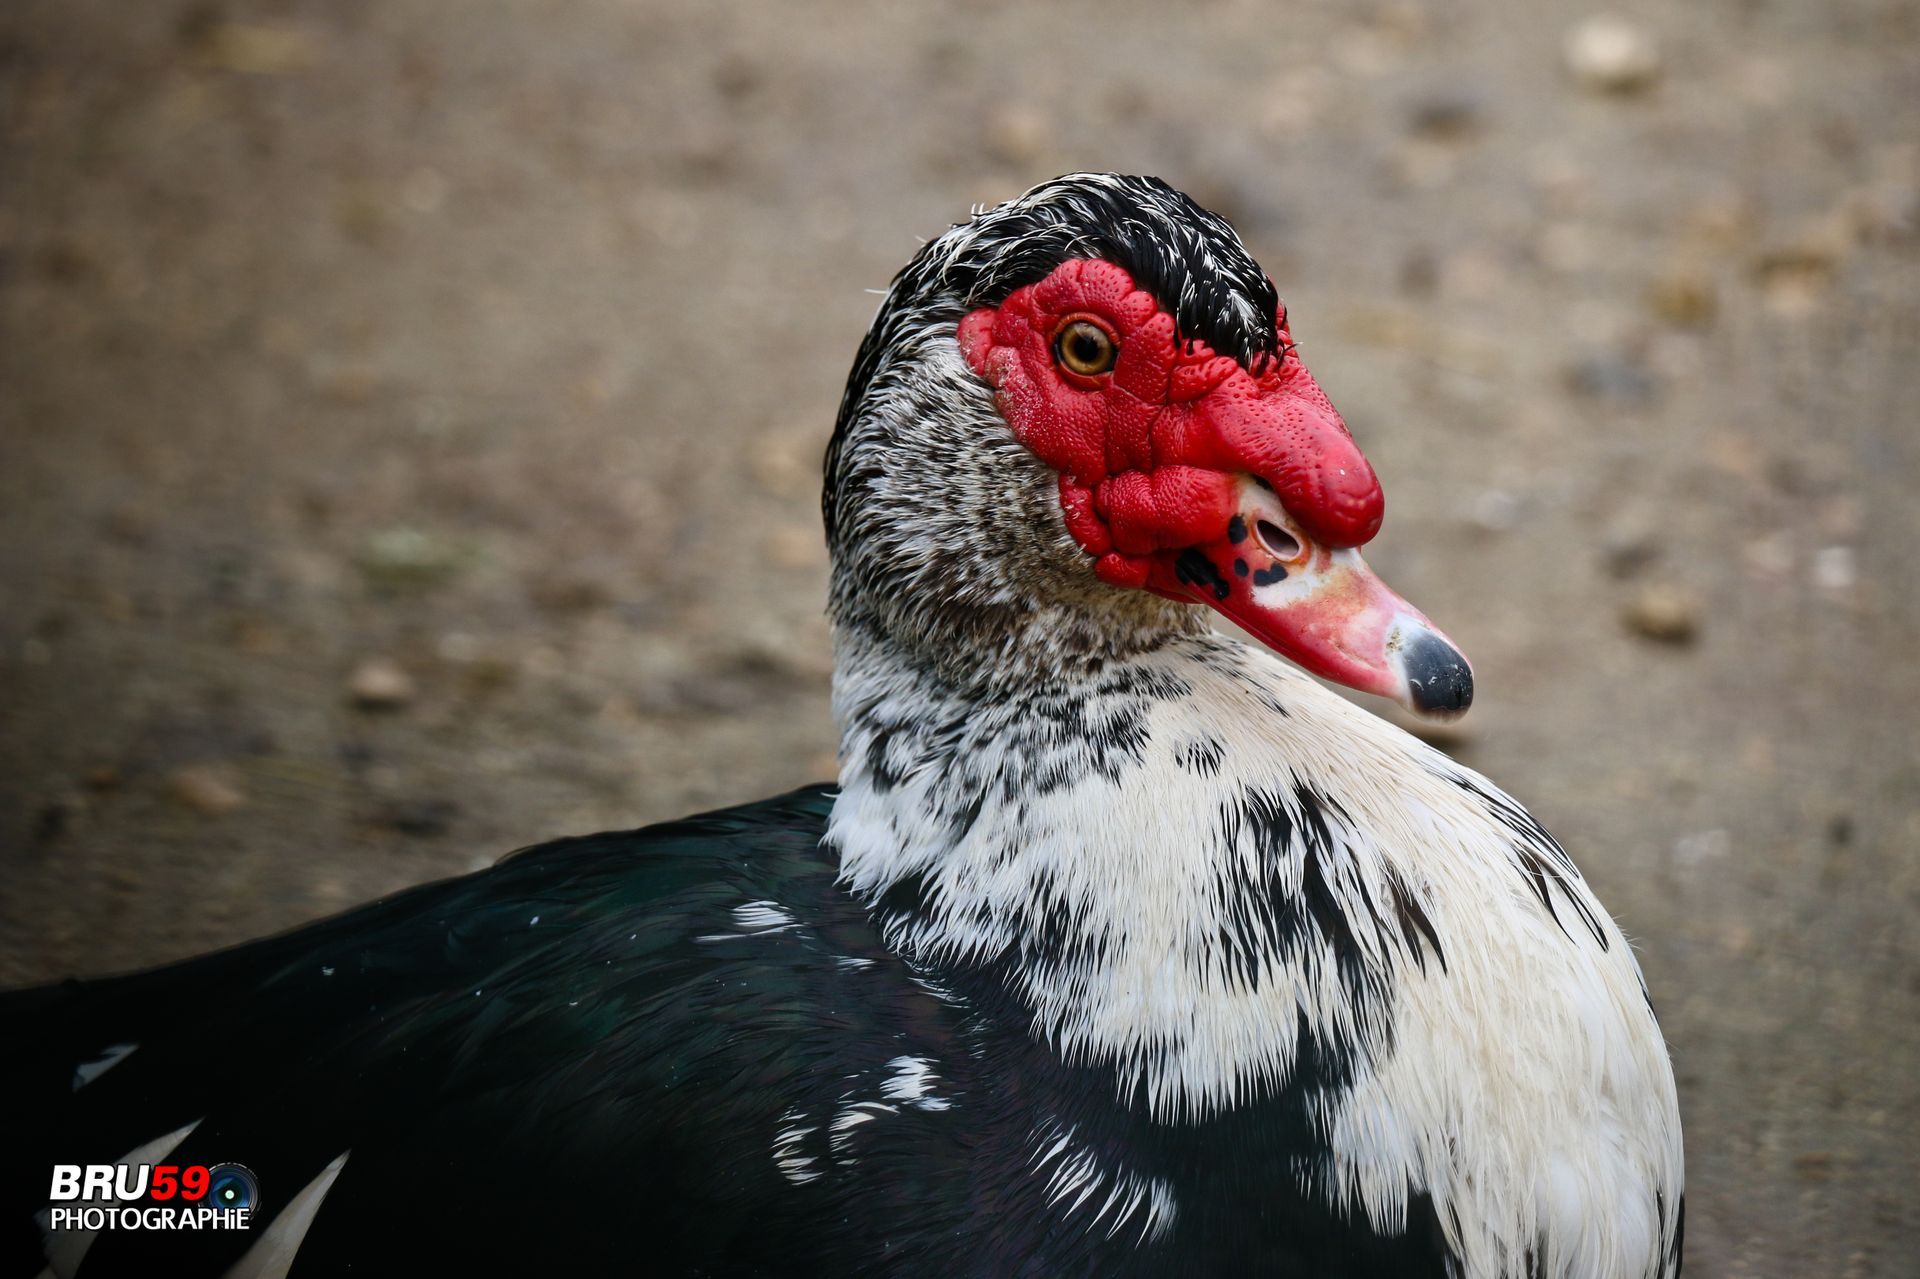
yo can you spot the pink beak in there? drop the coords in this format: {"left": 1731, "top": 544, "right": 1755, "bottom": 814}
{"left": 1157, "top": 475, "right": 1473, "bottom": 719}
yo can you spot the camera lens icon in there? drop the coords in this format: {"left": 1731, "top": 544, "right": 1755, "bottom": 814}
{"left": 205, "top": 1164, "right": 259, "bottom": 1214}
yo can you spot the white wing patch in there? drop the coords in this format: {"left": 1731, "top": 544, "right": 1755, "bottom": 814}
{"left": 71, "top": 1042, "right": 137, "bottom": 1092}
{"left": 878, "top": 1056, "right": 952, "bottom": 1111}
{"left": 772, "top": 1108, "right": 823, "bottom": 1186}
{"left": 773, "top": 1057, "right": 958, "bottom": 1183}
{"left": 732, "top": 902, "right": 797, "bottom": 932}
{"left": 695, "top": 900, "right": 801, "bottom": 944}
{"left": 1028, "top": 1119, "right": 1178, "bottom": 1244}
{"left": 224, "top": 1150, "right": 350, "bottom": 1279}
{"left": 828, "top": 1100, "right": 898, "bottom": 1157}
{"left": 830, "top": 1056, "right": 958, "bottom": 1163}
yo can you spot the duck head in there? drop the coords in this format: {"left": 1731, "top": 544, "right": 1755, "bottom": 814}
{"left": 825, "top": 174, "right": 1471, "bottom": 719}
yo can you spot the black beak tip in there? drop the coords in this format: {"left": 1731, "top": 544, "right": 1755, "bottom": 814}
{"left": 1403, "top": 631, "right": 1475, "bottom": 717}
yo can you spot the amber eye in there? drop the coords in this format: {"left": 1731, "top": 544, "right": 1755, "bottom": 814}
{"left": 1053, "top": 320, "right": 1117, "bottom": 377}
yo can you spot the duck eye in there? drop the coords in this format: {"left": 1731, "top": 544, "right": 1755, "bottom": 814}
{"left": 1053, "top": 320, "right": 1116, "bottom": 377}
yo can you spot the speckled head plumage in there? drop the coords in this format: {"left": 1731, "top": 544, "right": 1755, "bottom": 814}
{"left": 825, "top": 176, "right": 1285, "bottom": 560}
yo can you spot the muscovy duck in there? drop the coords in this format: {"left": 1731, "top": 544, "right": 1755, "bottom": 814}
{"left": 4, "top": 174, "right": 1682, "bottom": 1278}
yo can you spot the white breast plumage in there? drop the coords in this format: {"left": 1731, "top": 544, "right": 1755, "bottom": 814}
{"left": 831, "top": 629, "right": 1684, "bottom": 1279}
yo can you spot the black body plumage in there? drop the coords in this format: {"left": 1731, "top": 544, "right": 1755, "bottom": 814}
{"left": 4, "top": 789, "right": 1450, "bottom": 1276}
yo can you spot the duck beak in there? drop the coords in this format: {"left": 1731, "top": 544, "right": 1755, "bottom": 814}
{"left": 1155, "top": 476, "right": 1473, "bottom": 719}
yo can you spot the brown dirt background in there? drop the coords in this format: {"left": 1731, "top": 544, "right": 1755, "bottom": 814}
{"left": 2, "top": 0, "right": 1916, "bottom": 1272}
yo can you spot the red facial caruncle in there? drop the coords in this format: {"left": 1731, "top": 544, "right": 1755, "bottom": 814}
{"left": 958, "top": 257, "right": 1474, "bottom": 718}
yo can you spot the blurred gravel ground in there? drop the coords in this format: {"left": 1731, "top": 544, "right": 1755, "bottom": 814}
{"left": 2, "top": 0, "right": 1917, "bottom": 1271}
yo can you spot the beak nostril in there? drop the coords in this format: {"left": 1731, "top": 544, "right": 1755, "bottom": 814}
{"left": 1254, "top": 519, "right": 1303, "bottom": 562}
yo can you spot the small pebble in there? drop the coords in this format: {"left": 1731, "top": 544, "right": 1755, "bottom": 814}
{"left": 1622, "top": 584, "right": 1700, "bottom": 644}
{"left": 1812, "top": 546, "right": 1856, "bottom": 592}
{"left": 230, "top": 617, "right": 289, "bottom": 655}
{"left": 1792, "top": 1151, "right": 1835, "bottom": 1179}
{"left": 1398, "top": 249, "right": 1438, "bottom": 296}
{"left": 1405, "top": 93, "right": 1482, "bottom": 142}
{"left": 1564, "top": 355, "right": 1657, "bottom": 405}
{"left": 347, "top": 657, "right": 416, "bottom": 710}
{"left": 1646, "top": 267, "right": 1717, "bottom": 327}
{"left": 1754, "top": 239, "right": 1840, "bottom": 316}
{"left": 167, "top": 766, "right": 247, "bottom": 816}
{"left": 356, "top": 526, "right": 465, "bottom": 591}
{"left": 1602, "top": 533, "right": 1660, "bottom": 580}
{"left": 1563, "top": 15, "right": 1662, "bottom": 95}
